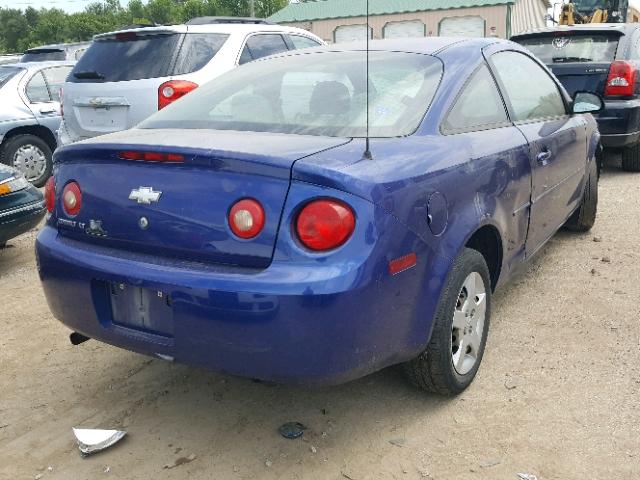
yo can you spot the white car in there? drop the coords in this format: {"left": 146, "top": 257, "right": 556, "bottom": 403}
{"left": 58, "top": 17, "right": 324, "bottom": 145}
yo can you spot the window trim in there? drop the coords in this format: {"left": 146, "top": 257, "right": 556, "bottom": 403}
{"left": 440, "top": 62, "right": 512, "bottom": 136}
{"left": 235, "top": 32, "right": 290, "bottom": 66}
{"left": 488, "top": 49, "right": 570, "bottom": 125}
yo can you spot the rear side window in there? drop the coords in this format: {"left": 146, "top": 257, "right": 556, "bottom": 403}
{"left": 42, "top": 66, "right": 72, "bottom": 101}
{"left": 173, "top": 33, "right": 228, "bottom": 75}
{"left": 21, "top": 50, "right": 65, "bottom": 62}
{"left": 26, "top": 72, "right": 50, "bottom": 102}
{"left": 239, "top": 34, "right": 289, "bottom": 65}
{"left": 516, "top": 34, "right": 619, "bottom": 64}
{"left": 491, "top": 51, "right": 566, "bottom": 122}
{"left": 288, "top": 35, "right": 321, "bottom": 50}
{"left": 69, "top": 33, "right": 182, "bottom": 83}
{"left": 443, "top": 64, "right": 509, "bottom": 133}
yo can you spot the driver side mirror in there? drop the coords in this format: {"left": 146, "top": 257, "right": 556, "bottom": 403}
{"left": 572, "top": 91, "right": 604, "bottom": 114}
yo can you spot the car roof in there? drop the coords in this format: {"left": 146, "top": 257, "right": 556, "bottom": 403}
{"left": 269, "top": 37, "right": 499, "bottom": 57}
{"left": 512, "top": 23, "right": 634, "bottom": 38}
{"left": 25, "top": 42, "right": 91, "bottom": 52}
{"left": 94, "top": 22, "right": 320, "bottom": 39}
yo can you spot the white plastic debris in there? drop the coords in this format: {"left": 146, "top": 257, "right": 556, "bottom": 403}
{"left": 517, "top": 474, "right": 538, "bottom": 480}
{"left": 72, "top": 428, "right": 126, "bottom": 455}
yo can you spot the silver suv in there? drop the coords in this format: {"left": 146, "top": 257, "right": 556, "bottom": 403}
{"left": 59, "top": 17, "right": 324, "bottom": 145}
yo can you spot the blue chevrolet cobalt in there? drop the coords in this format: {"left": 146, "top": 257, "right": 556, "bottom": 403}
{"left": 36, "top": 38, "right": 601, "bottom": 394}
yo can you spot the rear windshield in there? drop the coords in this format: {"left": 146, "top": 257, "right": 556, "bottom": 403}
{"left": 140, "top": 51, "right": 443, "bottom": 138}
{"left": 0, "top": 66, "right": 21, "bottom": 89}
{"left": 69, "top": 32, "right": 228, "bottom": 83}
{"left": 517, "top": 34, "right": 619, "bottom": 63}
{"left": 21, "top": 50, "right": 65, "bottom": 62}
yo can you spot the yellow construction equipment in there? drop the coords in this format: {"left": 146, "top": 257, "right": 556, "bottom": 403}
{"left": 557, "top": 0, "right": 626, "bottom": 25}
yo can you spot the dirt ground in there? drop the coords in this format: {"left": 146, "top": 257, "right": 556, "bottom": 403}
{"left": 1, "top": 158, "right": 639, "bottom": 480}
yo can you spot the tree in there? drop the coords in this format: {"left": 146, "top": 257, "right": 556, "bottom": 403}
{"left": 0, "top": 0, "right": 293, "bottom": 54}
{"left": 0, "top": 9, "right": 29, "bottom": 52}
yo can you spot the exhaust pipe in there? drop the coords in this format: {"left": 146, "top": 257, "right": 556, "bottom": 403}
{"left": 70, "top": 332, "right": 90, "bottom": 345}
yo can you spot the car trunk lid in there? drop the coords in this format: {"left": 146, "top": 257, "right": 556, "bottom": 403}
{"left": 547, "top": 63, "right": 611, "bottom": 96}
{"left": 53, "top": 129, "right": 351, "bottom": 268}
{"left": 64, "top": 78, "right": 159, "bottom": 138}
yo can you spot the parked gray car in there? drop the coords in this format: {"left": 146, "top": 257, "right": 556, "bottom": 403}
{"left": 21, "top": 42, "right": 90, "bottom": 62}
{"left": 0, "top": 61, "right": 74, "bottom": 187}
{"left": 0, "top": 55, "right": 22, "bottom": 65}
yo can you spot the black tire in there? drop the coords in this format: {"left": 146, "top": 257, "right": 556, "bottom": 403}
{"left": 565, "top": 158, "right": 598, "bottom": 232}
{"left": 622, "top": 143, "right": 640, "bottom": 172}
{"left": 403, "top": 248, "right": 491, "bottom": 395}
{"left": 0, "top": 134, "right": 52, "bottom": 187}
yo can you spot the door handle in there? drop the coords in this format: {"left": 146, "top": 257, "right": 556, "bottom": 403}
{"left": 39, "top": 107, "right": 56, "bottom": 115}
{"left": 536, "top": 149, "right": 552, "bottom": 166}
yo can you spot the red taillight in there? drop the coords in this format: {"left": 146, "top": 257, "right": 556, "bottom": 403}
{"left": 62, "top": 182, "right": 82, "bottom": 217}
{"left": 44, "top": 177, "right": 55, "bottom": 213}
{"left": 158, "top": 80, "right": 198, "bottom": 109}
{"left": 118, "top": 151, "right": 184, "bottom": 162}
{"left": 228, "top": 198, "right": 265, "bottom": 239}
{"left": 59, "top": 87, "right": 64, "bottom": 118}
{"left": 605, "top": 60, "right": 637, "bottom": 97}
{"left": 295, "top": 199, "right": 355, "bottom": 251}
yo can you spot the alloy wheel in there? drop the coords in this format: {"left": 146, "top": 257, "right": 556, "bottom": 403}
{"left": 451, "top": 271, "right": 487, "bottom": 375}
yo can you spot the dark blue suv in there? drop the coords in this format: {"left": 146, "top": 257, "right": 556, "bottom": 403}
{"left": 513, "top": 24, "right": 640, "bottom": 171}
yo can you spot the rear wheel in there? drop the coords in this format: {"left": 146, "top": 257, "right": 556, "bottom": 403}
{"left": 404, "top": 248, "right": 491, "bottom": 395}
{"left": 565, "top": 158, "right": 598, "bottom": 232}
{"left": 622, "top": 143, "right": 640, "bottom": 172}
{"left": 0, "top": 134, "right": 52, "bottom": 187}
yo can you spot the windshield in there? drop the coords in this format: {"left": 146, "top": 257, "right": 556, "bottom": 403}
{"left": 518, "top": 34, "right": 619, "bottom": 63}
{"left": 140, "top": 51, "right": 443, "bottom": 138}
{"left": 21, "top": 50, "right": 65, "bottom": 62}
{"left": 0, "top": 66, "right": 21, "bottom": 89}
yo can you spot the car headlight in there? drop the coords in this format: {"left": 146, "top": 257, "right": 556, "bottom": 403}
{"left": 0, "top": 175, "right": 30, "bottom": 196}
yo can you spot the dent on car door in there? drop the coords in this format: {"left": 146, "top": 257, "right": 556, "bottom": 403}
{"left": 489, "top": 50, "right": 588, "bottom": 257}
{"left": 440, "top": 63, "right": 532, "bottom": 275}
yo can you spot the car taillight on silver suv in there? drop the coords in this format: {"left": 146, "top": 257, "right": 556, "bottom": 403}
{"left": 158, "top": 80, "right": 198, "bottom": 109}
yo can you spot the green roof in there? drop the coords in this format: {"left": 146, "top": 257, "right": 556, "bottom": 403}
{"left": 269, "top": 0, "right": 516, "bottom": 23}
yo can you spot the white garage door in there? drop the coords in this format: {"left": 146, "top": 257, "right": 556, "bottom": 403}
{"left": 383, "top": 20, "right": 425, "bottom": 39}
{"left": 439, "top": 16, "right": 485, "bottom": 38}
{"left": 334, "top": 24, "right": 372, "bottom": 43}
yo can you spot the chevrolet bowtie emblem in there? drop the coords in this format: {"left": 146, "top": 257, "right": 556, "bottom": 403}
{"left": 129, "top": 187, "right": 162, "bottom": 205}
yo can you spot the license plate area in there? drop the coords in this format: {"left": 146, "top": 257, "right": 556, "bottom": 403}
{"left": 109, "top": 283, "right": 173, "bottom": 337}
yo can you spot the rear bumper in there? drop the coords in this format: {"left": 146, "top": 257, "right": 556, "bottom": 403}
{"left": 0, "top": 200, "right": 46, "bottom": 244}
{"left": 597, "top": 98, "right": 640, "bottom": 148}
{"left": 36, "top": 211, "right": 448, "bottom": 385}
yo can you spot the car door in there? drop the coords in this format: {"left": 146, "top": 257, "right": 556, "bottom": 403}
{"left": 489, "top": 50, "right": 588, "bottom": 257}
{"left": 24, "top": 65, "right": 71, "bottom": 133}
{"left": 441, "top": 63, "right": 533, "bottom": 273}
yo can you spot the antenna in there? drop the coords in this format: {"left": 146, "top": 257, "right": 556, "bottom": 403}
{"left": 362, "top": 0, "right": 373, "bottom": 160}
